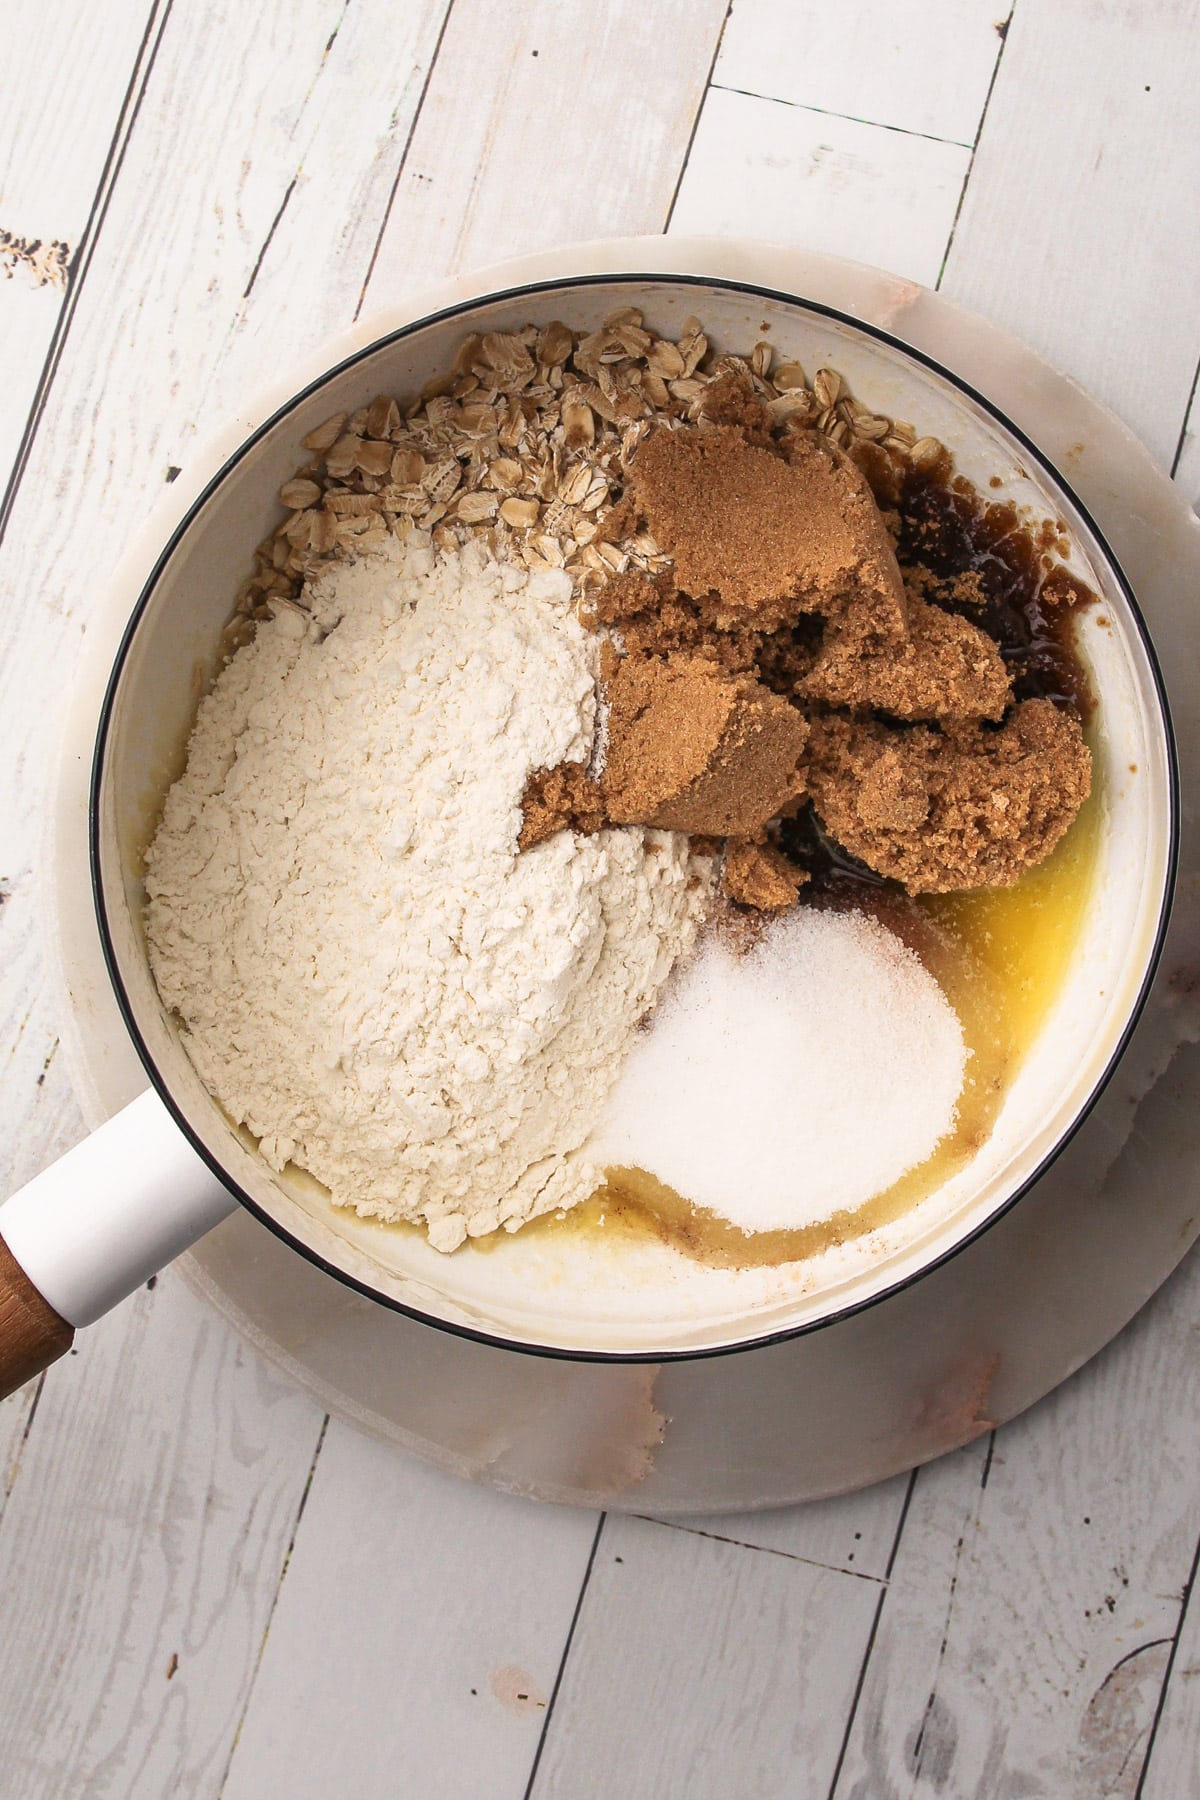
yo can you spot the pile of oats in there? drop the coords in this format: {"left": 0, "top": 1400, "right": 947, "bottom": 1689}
{"left": 228, "top": 308, "right": 944, "bottom": 650}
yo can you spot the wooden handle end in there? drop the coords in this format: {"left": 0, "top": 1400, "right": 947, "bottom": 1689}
{"left": 0, "top": 1233, "right": 74, "bottom": 1401}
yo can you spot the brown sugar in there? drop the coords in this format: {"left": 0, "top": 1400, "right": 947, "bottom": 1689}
{"left": 601, "top": 653, "right": 809, "bottom": 837}
{"left": 628, "top": 423, "right": 907, "bottom": 635}
{"left": 803, "top": 595, "right": 1012, "bottom": 721}
{"left": 806, "top": 699, "right": 1092, "bottom": 893}
{"left": 584, "top": 568, "right": 762, "bottom": 672}
{"left": 722, "top": 839, "right": 809, "bottom": 911}
{"left": 519, "top": 762, "right": 605, "bottom": 850}
{"left": 694, "top": 369, "right": 775, "bottom": 446}
{"left": 518, "top": 367, "right": 1093, "bottom": 912}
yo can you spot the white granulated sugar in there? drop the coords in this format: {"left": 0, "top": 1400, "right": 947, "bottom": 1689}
{"left": 145, "top": 534, "right": 711, "bottom": 1252}
{"left": 589, "top": 907, "right": 966, "bottom": 1232}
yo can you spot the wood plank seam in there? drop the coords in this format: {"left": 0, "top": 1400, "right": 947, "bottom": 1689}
{"left": 0, "top": 0, "right": 170, "bottom": 552}
{"left": 0, "top": 1373, "right": 45, "bottom": 1526}
{"left": 661, "top": 0, "right": 737, "bottom": 231}
{"left": 708, "top": 83, "right": 979, "bottom": 149}
{"left": 1132, "top": 1528, "right": 1200, "bottom": 1796}
{"left": 354, "top": 0, "right": 457, "bottom": 318}
{"left": 827, "top": 1467, "right": 918, "bottom": 1799}
{"left": 1169, "top": 354, "right": 1200, "bottom": 479}
{"left": 887, "top": 1442, "right": 1002, "bottom": 1794}
{"left": 242, "top": 176, "right": 299, "bottom": 303}
{"left": 214, "top": 1412, "right": 330, "bottom": 1798}
{"left": 522, "top": 1512, "right": 607, "bottom": 1800}
{"left": 635, "top": 1515, "right": 890, "bottom": 1585}
{"left": 239, "top": 0, "right": 368, "bottom": 304}
{"left": 934, "top": 0, "right": 1015, "bottom": 288}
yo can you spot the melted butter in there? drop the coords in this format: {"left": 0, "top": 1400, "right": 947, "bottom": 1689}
{"left": 526, "top": 786, "right": 1103, "bottom": 1270}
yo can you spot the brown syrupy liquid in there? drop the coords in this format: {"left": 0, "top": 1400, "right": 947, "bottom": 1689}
{"left": 895, "top": 457, "right": 1095, "bottom": 713}
{"left": 779, "top": 450, "right": 1096, "bottom": 892}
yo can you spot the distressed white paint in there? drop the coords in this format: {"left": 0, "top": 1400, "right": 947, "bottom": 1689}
{"left": 1139, "top": 1506, "right": 1200, "bottom": 1797}
{"left": 669, "top": 85, "right": 972, "bottom": 285}
{"left": 942, "top": 0, "right": 1200, "bottom": 468}
{"left": 221, "top": 1420, "right": 599, "bottom": 1800}
{"left": 0, "top": 0, "right": 158, "bottom": 480}
{"left": 1172, "top": 376, "right": 1200, "bottom": 510}
{"left": 0, "top": 1380, "right": 38, "bottom": 1529}
{"left": 715, "top": 0, "right": 1009, "bottom": 143}
{"left": 531, "top": 1514, "right": 883, "bottom": 1798}
{"left": 363, "top": 0, "right": 731, "bottom": 306}
{"left": 834, "top": 1251, "right": 1200, "bottom": 1798}
{"left": 1, "top": 3, "right": 1200, "bottom": 1796}
{"left": 652, "top": 1469, "right": 912, "bottom": 1581}
{"left": 0, "top": 1272, "right": 325, "bottom": 1799}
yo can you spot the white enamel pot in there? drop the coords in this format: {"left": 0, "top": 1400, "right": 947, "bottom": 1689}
{"left": 0, "top": 270, "right": 1177, "bottom": 1460}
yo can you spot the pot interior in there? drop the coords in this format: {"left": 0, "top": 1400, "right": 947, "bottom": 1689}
{"left": 93, "top": 276, "right": 1175, "bottom": 1356}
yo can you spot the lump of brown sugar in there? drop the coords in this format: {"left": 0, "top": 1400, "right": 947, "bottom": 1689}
{"left": 585, "top": 568, "right": 762, "bottom": 672}
{"left": 807, "top": 699, "right": 1091, "bottom": 894}
{"left": 519, "top": 762, "right": 605, "bottom": 850}
{"left": 602, "top": 653, "right": 809, "bottom": 837}
{"left": 803, "top": 595, "right": 1012, "bottom": 722}
{"left": 722, "top": 839, "right": 809, "bottom": 911}
{"left": 628, "top": 423, "right": 907, "bottom": 635}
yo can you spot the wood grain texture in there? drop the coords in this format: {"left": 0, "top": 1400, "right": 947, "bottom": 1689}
{"left": 0, "top": 1270, "right": 325, "bottom": 1799}
{"left": 714, "top": 0, "right": 1007, "bottom": 142}
{"left": 650, "top": 1468, "right": 912, "bottom": 1581}
{"left": 1172, "top": 374, "right": 1200, "bottom": 508}
{"left": 941, "top": 0, "right": 1200, "bottom": 468}
{"left": 1, "top": 2, "right": 1200, "bottom": 1795}
{"left": 0, "top": 1378, "right": 41, "bottom": 1532}
{"left": 220, "top": 1419, "right": 599, "bottom": 1800}
{"left": 832, "top": 1250, "right": 1200, "bottom": 1799}
{"left": 0, "top": 1234, "right": 73, "bottom": 1400}
{"left": 0, "top": 0, "right": 160, "bottom": 484}
{"left": 1138, "top": 1531, "right": 1200, "bottom": 1797}
{"left": 530, "top": 1513, "right": 882, "bottom": 1799}
{"left": 362, "top": 0, "right": 731, "bottom": 307}
{"left": 668, "top": 85, "right": 971, "bottom": 284}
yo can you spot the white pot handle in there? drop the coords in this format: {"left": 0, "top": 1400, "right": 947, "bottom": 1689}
{"left": 0, "top": 1089, "right": 237, "bottom": 1397}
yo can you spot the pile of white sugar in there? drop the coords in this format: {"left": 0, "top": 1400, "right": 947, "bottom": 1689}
{"left": 589, "top": 907, "right": 966, "bottom": 1232}
{"left": 145, "top": 534, "right": 711, "bottom": 1252}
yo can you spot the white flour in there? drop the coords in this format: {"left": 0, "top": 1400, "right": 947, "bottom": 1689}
{"left": 145, "top": 534, "right": 711, "bottom": 1251}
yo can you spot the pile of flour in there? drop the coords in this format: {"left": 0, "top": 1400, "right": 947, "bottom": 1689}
{"left": 145, "top": 534, "right": 711, "bottom": 1251}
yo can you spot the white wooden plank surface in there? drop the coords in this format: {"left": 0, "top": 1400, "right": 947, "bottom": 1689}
{"left": 653, "top": 1468, "right": 912, "bottom": 1581}
{"left": 363, "top": 0, "right": 731, "bottom": 306}
{"left": 668, "top": 85, "right": 972, "bottom": 285}
{"left": 715, "top": 0, "right": 1007, "bottom": 143}
{"left": 0, "top": 1271, "right": 325, "bottom": 1799}
{"left": 530, "top": 1514, "right": 883, "bottom": 1799}
{"left": 220, "top": 1420, "right": 599, "bottom": 1800}
{"left": 1172, "top": 374, "right": 1200, "bottom": 508}
{"left": 2, "top": 4, "right": 1200, "bottom": 1796}
{"left": 833, "top": 1250, "right": 1200, "bottom": 1798}
{"left": 0, "top": 0, "right": 159, "bottom": 485}
{"left": 941, "top": 0, "right": 1200, "bottom": 468}
{"left": 1138, "top": 1529, "right": 1200, "bottom": 1797}
{"left": 0, "top": 1379, "right": 39, "bottom": 1529}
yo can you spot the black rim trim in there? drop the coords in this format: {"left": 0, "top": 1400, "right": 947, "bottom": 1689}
{"left": 90, "top": 269, "right": 1181, "bottom": 1365}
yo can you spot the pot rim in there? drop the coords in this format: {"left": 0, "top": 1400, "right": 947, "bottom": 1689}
{"left": 89, "top": 269, "right": 1181, "bottom": 1364}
